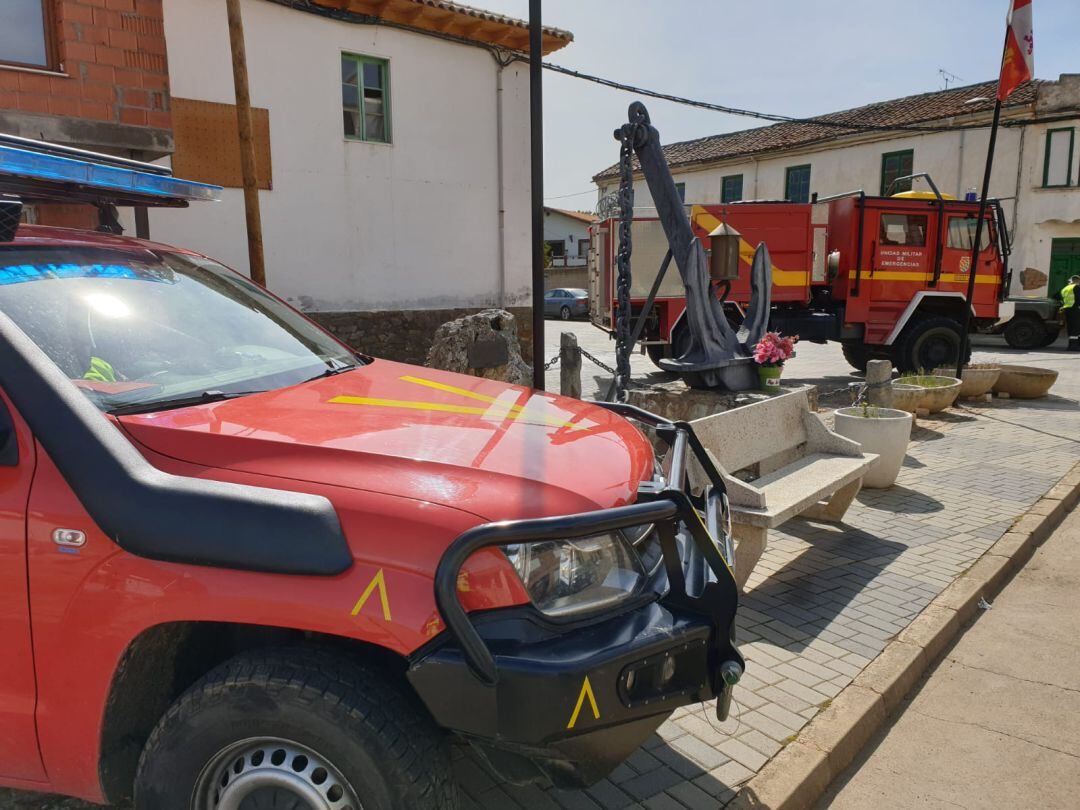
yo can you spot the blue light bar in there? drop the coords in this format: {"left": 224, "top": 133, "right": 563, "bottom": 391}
{"left": 0, "top": 143, "right": 222, "bottom": 203}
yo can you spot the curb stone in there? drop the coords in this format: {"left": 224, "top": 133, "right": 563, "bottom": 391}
{"left": 726, "top": 459, "right": 1080, "bottom": 810}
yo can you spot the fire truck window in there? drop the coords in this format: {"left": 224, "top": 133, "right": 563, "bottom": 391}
{"left": 947, "top": 217, "right": 992, "bottom": 252}
{"left": 879, "top": 214, "right": 927, "bottom": 247}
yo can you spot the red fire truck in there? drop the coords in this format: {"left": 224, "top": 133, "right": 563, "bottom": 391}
{"left": 589, "top": 185, "right": 1014, "bottom": 372}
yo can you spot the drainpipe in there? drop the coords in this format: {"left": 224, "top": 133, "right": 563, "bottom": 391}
{"left": 494, "top": 56, "right": 506, "bottom": 307}
{"left": 956, "top": 129, "right": 965, "bottom": 198}
{"left": 1011, "top": 125, "right": 1025, "bottom": 237}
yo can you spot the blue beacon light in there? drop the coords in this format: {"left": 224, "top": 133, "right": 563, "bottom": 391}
{"left": 0, "top": 143, "right": 222, "bottom": 203}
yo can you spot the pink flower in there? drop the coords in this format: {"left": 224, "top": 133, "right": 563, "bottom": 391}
{"left": 753, "top": 331, "right": 799, "bottom": 367}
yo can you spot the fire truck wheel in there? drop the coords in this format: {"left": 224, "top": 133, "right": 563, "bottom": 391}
{"left": 840, "top": 341, "right": 871, "bottom": 372}
{"left": 645, "top": 343, "right": 669, "bottom": 367}
{"left": 894, "top": 315, "right": 969, "bottom": 372}
{"left": 1039, "top": 324, "right": 1062, "bottom": 347}
{"left": 134, "top": 647, "right": 457, "bottom": 810}
{"left": 1003, "top": 314, "right": 1051, "bottom": 349}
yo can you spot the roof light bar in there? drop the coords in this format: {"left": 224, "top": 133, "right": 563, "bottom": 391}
{"left": 0, "top": 142, "right": 221, "bottom": 204}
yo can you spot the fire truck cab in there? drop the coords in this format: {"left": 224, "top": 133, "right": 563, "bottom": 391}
{"left": 590, "top": 185, "right": 1011, "bottom": 372}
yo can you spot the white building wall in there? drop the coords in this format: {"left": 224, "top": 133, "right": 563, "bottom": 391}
{"left": 543, "top": 209, "right": 591, "bottom": 267}
{"left": 598, "top": 111, "right": 1080, "bottom": 298}
{"left": 144, "top": 0, "right": 531, "bottom": 313}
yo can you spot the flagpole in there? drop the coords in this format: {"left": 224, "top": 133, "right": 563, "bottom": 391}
{"left": 956, "top": 45, "right": 1008, "bottom": 379}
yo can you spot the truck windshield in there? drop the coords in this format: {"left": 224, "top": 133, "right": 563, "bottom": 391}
{"left": 0, "top": 246, "right": 360, "bottom": 414}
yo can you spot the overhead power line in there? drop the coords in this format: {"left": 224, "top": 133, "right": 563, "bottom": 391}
{"left": 545, "top": 188, "right": 598, "bottom": 200}
{"left": 531, "top": 60, "right": 1040, "bottom": 136}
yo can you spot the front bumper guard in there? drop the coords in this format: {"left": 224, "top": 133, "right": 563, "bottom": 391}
{"left": 408, "top": 407, "right": 745, "bottom": 784}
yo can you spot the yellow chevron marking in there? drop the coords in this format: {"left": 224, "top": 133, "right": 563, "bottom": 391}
{"left": 351, "top": 568, "right": 392, "bottom": 622}
{"left": 329, "top": 395, "right": 583, "bottom": 430}
{"left": 400, "top": 375, "right": 525, "bottom": 410}
{"left": 567, "top": 675, "right": 601, "bottom": 729}
{"left": 690, "top": 205, "right": 808, "bottom": 287}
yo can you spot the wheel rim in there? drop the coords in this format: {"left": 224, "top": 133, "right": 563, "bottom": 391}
{"left": 914, "top": 328, "right": 960, "bottom": 369}
{"left": 1010, "top": 321, "right": 1038, "bottom": 346}
{"left": 193, "top": 738, "right": 362, "bottom": 810}
{"left": 561, "top": 307, "right": 570, "bottom": 320}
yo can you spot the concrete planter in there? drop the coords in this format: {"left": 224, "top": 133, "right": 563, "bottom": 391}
{"left": 992, "top": 365, "right": 1059, "bottom": 399}
{"left": 933, "top": 364, "right": 1001, "bottom": 398}
{"left": 895, "top": 375, "right": 962, "bottom": 413}
{"left": 889, "top": 383, "right": 925, "bottom": 413}
{"left": 834, "top": 406, "right": 913, "bottom": 488}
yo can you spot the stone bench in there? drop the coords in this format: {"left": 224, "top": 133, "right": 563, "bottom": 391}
{"left": 689, "top": 388, "right": 877, "bottom": 589}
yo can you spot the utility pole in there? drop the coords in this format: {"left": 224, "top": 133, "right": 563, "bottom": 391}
{"left": 529, "top": 0, "right": 545, "bottom": 389}
{"left": 225, "top": 0, "right": 266, "bottom": 287}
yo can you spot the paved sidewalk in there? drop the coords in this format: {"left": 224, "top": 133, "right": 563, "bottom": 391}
{"left": 818, "top": 507, "right": 1080, "bottom": 810}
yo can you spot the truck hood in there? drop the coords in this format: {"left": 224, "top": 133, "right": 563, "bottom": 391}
{"left": 117, "top": 360, "right": 654, "bottom": 520}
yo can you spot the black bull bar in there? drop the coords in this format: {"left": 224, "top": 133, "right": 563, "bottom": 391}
{"left": 428, "top": 403, "right": 744, "bottom": 712}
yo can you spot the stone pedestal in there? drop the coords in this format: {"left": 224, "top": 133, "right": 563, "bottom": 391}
{"left": 625, "top": 379, "right": 819, "bottom": 422}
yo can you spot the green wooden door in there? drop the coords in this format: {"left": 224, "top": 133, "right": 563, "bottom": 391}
{"left": 1049, "top": 238, "right": 1080, "bottom": 298}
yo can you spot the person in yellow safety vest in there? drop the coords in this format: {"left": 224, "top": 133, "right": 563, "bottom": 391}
{"left": 1062, "top": 275, "right": 1080, "bottom": 352}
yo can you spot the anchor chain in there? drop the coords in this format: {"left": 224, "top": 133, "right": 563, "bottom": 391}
{"left": 613, "top": 120, "right": 640, "bottom": 402}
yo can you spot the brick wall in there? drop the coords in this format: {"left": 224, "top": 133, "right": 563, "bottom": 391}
{"left": 0, "top": 0, "right": 171, "bottom": 131}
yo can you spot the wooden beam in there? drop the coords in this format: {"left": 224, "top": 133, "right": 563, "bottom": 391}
{"left": 224, "top": 0, "right": 266, "bottom": 287}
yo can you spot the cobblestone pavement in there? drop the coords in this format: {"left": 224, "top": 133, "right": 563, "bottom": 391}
{"left": 7, "top": 326, "right": 1078, "bottom": 809}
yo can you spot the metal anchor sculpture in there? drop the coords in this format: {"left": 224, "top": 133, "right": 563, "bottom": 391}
{"left": 612, "top": 102, "right": 773, "bottom": 394}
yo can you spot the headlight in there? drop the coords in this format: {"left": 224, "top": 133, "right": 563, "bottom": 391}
{"left": 503, "top": 531, "right": 646, "bottom": 618}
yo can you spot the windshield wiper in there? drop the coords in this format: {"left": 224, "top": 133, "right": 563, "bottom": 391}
{"left": 302, "top": 361, "right": 360, "bottom": 383}
{"left": 108, "top": 389, "right": 263, "bottom": 416}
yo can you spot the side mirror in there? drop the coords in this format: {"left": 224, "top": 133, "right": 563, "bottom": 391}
{"left": 0, "top": 403, "right": 18, "bottom": 467}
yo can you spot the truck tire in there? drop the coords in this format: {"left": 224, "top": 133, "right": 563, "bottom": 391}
{"left": 134, "top": 648, "right": 457, "bottom": 810}
{"left": 893, "top": 315, "right": 970, "bottom": 373}
{"left": 1039, "top": 323, "right": 1062, "bottom": 347}
{"left": 840, "top": 341, "right": 871, "bottom": 372}
{"left": 645, "top": 343, "right": 669, "bottom": 367}
{"left": 1003, "top": 313, "right": 1050, "bottom": 349}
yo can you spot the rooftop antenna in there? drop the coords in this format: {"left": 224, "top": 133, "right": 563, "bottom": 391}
{"left": 939, "top": 68, "right": 963, "bottom": 90}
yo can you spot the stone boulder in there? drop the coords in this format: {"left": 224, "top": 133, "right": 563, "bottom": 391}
{"left": 426, "top": 308, "right": 531, "bottom": 385}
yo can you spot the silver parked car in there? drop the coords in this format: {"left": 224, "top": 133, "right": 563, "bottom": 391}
{"left": 544, "top": 288, "right": 589, "bottom": 320}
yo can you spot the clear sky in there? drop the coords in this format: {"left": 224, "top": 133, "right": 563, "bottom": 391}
{"left": 475, "top": 0, "right": 1077, "bottom": 211}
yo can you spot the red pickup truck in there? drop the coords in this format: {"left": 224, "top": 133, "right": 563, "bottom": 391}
{"left": 0, "top": 142, "right": 742, "bottom": 810}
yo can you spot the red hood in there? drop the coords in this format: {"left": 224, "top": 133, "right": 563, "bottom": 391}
{"left": 117, "top": 360, "right": 654, "bottom": 521}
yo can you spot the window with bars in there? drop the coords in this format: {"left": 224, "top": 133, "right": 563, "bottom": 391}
{"left": 721, "top": 174, "right": 743, "bottom": 203}
{"left": 880, "top": 149, "right": 914, "bottom": 195}
{"left": 342, "top": 53, "right": 390, "bottom": 144}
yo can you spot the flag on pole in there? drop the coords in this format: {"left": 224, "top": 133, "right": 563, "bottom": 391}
{"left": 998, "top": 0, "right": 1033, "bottom": 101}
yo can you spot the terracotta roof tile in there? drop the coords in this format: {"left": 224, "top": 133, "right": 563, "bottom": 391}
{"left": 545, "top": 207, "right": 597, "bottom": 224}
{"left": 594, "top": 79, "right": 1041, "bottom": 181}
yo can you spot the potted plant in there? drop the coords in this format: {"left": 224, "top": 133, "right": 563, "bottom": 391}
{"left": 753, "top": 331, "right": 798, "bottom": 391}
{"left": 834, "top": 401, "right": 913, "bottom": 488}
{"left": 894, "top": 373, "right": 962, "bottom": 413}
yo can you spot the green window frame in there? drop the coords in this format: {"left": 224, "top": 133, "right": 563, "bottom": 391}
{"left": 880, "top": 149, "right": 914, "bottom": 196}
{"left": 721, "top": 174, "right": 743, "bottom": 203}
{"left": 675, "top": 182, "right": 686, "bottom": 202}
{"left": 784, "top": 164, "right": 811, "bottom": 203}
{"left": 1042, "top": 127, "right": 1075, "bottom": 188}
{"left": 342, "top": 53, "right": 391, "bottom": 144}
